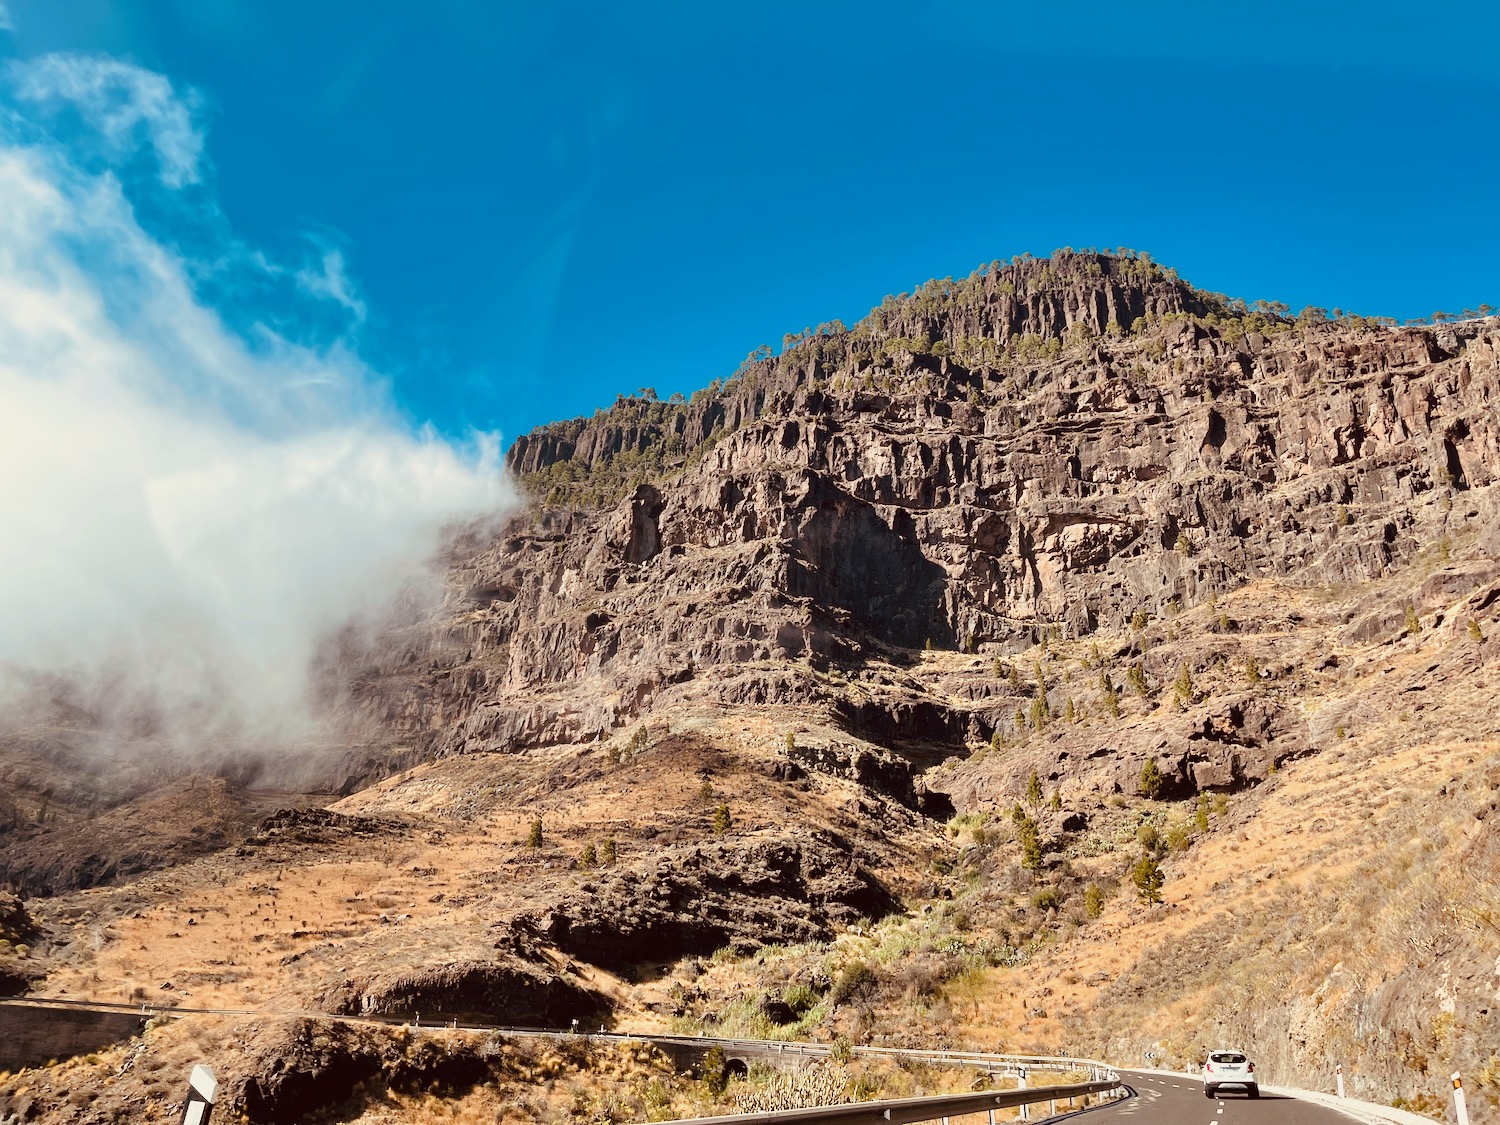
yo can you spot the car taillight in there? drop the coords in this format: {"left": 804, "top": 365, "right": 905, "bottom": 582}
{"left": 1248, "top": 1063, "right": 1254, "bottom": 1073}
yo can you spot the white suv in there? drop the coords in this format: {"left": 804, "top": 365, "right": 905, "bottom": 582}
{"left": 1203, "top": 1050, "right": 1259, "bottom": 1098}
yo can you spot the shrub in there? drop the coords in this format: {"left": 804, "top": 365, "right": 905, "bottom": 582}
{"left": 1405, "top": 605, "right": 1422, "bottom": 636}
{"left": 700, "top": 1046, "right": 730, "bottom": 1099}
{"left": 601, "top": 837, "right": 617, "bottom": 865}
{"left": 1468, "top": 618, "right": 1483, "bottom": 642}
{"left": 1083, "top": 884, "right": 1105, "bottom": 919}
{"left": 783, "top": 983, "right": 818, "bottom": 1014}
{"left": 712, "top": 803, "right": 731, "bottom": 836}
{"left": 1131, "top": 609, "right": 1150, "bottom": 631}
{"left": 1127, "top": 662, "right": 1150, "bottom": 697}
{"left": 525, "top": 817, "right": 543, "bottom": 849}
{"left": 1137, "top": 823, "right": 1161, "bottom": 853}
{"left": 1030, "top": 887, "right": 1061, "bottom": 912}
{"left": 1139, "top": 757, "right": 1165, "bottom": 799}
{"left": 1245, "top": 656, "right": 1261, "bottom": 684}
{"left": 578, "top": 843, "right": 597, "bottom": 869}
{"left": 785, "top": 731, "right": 796, "bottom": 752}
{"left": 1049, "top": 789, "right": 1062, "bottom": 811}
{"left": 829, "top": 962, "right": 876, "bottom": 1006}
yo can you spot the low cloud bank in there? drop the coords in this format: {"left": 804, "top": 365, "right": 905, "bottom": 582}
{"left": 0, "top": 54, "right": 512, "bottom": 776}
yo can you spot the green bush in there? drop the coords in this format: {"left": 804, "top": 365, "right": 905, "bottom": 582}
{"left": 1083, "top": 884, "right": 1105, "bottom": 919}
{"left": 783, "top": 983, "right": 818, "bottom": 1014}
{"left": 829, "top": 962, "right": 876, "bottom": 1006}
{"left": 525, "top": 817, "right": 543, "bottom": 849}
{"left": 700, "top": 1046, "right": 730, "bottom": 1099}
{"left": 1030, "top": 887, "right": 1061, "bottom": 912}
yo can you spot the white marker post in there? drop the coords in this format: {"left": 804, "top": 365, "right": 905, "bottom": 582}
{"left": 1452, "top": 1072, "right": 1471, "bottom": 1125}
{"left": 179, "top": 1064, "right": 217, "bottom": 1125}
{"left": 1016, "top": 1068, "right": 1028, "bottom": 1122}
{"left": 1336, "top": 1064, "right": 1345, "bottom": 1098}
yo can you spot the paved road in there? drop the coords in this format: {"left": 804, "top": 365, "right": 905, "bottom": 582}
{"left": 1089, "top": 1071, "right": 1363, "bottom": 1125}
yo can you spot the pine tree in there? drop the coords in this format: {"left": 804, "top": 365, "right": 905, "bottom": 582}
{"left": 1172, "top": 664, "right": 1194, "bottom": 710}
{"left": 1017, "top": 814, "right": 1044, "bottom": 872}
{"left": 601, "top": 836, "right": 617, "bottom": 865}
{"left": 1025, "top": 771, "right": 1044, "bottom": 806}
{"left": 1131, "top": 853, "right": 1164, "bottom": 903}
{"left": 525, "top": 817, "right": 543, "bottom": 849}
{"left": 1139, "top": 757, "right": 1165, "bottom": 799}
{"left": 712, "top": 802, "right": 731, "bottom": 836}
{"left": 579, "top": 843, "right": 597, "bottom": 868}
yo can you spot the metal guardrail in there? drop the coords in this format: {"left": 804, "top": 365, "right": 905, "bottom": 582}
{"left": 660, "top": 1080, "right": 1123, "bottom": 1125}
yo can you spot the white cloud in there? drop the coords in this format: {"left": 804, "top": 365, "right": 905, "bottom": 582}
{"left": 0, "top": 63, "right": 513, "bottom": 773}
{"left": 296, "top": 246, "right": 368, "bottom": 323}
{"left": 10, "top": 53, "right": 205, "bottom": 188}
{"left": 0, "top": 5, "right": 13, "bottom": 33}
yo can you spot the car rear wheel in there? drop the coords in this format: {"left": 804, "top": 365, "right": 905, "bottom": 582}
{"left": 1204, "top": 1086, "right": 1217, "bottom": 1098}
{"left": 1248, "top": 1086, "right": 1260, "bottom": 1099}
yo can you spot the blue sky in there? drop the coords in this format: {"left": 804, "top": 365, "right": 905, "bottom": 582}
{"left": 4, "top": 0, "right": 1498, "bottom": 444}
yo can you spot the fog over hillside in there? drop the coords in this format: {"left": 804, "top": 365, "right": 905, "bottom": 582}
{"left": 0, "top": 54, "right": 513, "bottom": 766}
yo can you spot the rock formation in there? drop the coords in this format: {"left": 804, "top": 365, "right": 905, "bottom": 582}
{"left": 338, "top": 250, "right": 1499, "bottom": 787}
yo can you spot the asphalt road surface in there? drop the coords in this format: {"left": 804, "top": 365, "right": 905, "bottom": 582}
{"left": 1087, "top": 1071, "right": 1363, "bottom": 1125}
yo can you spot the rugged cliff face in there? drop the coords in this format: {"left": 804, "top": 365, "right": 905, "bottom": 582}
{"left": 340, "top": 250, "right": 1500, "bottom": 780}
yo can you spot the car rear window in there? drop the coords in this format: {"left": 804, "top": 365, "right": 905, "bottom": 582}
{"left": 1210, "top": 1053, "right": 1247, "bottom": 1064}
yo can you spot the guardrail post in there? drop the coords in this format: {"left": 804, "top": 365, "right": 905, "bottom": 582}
{"left": 1336, "top": 1064, "right": 1345, "bottom": 1098}
{"left": 1453, "top": 1072, "right": 1471, "bottom": 1125}
{"left": 1017, "top": 1068, "right": 1028, "bottom": 1122}
{"left": 178, "top": 1064, "right": 217, "bottom": 1124}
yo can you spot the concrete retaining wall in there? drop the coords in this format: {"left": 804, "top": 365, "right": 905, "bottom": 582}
{"left": 0, "top": 1005, "right": 146, "bottom": 1070}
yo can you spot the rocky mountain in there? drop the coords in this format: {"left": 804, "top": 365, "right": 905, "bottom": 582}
{"left": 4, "top": 249, "right": 1499, "bottom": 1124}
{"left": 339, "top": 250, "right": 1498, "bottom": 781}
